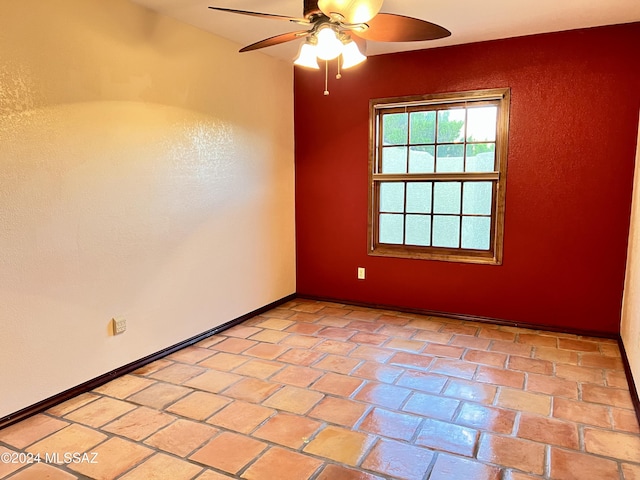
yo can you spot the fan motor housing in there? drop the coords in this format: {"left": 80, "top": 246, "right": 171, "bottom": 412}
{"left": 303, "top": 0, "right": 322, "bottom": 18}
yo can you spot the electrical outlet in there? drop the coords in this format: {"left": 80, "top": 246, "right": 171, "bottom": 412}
{"left": 357, "top": 267, "right": 366, "bottom": 280}
{"left": 112, "top": 318, "right": 126, "bottom": 335}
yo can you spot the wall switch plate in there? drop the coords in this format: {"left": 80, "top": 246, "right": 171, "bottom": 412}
{"left": 112, "top": 318, "right": 126, "bottom": 335}
{"left": 357, "top": 267, "right": 366, "bottom": 280}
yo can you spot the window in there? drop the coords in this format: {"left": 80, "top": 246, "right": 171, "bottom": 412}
{"left": 368, "top": 88, "right": 510, "bottom": 264}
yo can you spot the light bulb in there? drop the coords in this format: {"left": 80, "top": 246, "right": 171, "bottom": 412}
{"left": 349, "top": 0, "right": 384, "bottom": 23}
{"left": 315, "top": 27, "right": 343, "bottom": 61}
{"left": 341, "top": 40, "right": 366, "bottom": 69}
{"left": 294, "top": 42, "right": 320, "bottom": 69}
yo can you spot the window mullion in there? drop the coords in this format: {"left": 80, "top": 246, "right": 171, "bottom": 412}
{"left": 404, "top": 108, "right": 410, "bottom": 246}
{"left": 434, "top": 108, "right": 440, "bottom": 172}
{"left": 373, "top": 172, "right": 500, "bottom": 182}
{"left": 429, "top": 180, "right": 435, "bottom": 247}
{"left": 403, "top": 182, "right": 408, "bottom": 245}
{"left": 459, "top": 182, "right": 464, "bottom": 248}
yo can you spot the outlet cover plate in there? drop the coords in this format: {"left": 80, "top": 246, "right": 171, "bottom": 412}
{"left": 112, "top": 318, "right": 126, "bottom": 335}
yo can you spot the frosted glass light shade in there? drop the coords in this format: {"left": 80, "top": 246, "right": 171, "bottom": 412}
{"left": 316, "top": 27, "right": 343, "bottom": 60}
{"left": 294, "top": 43, "right": 320, "bottom": 69}
{"left": 341, "top": 40, "right": 366, "bottom": 69}
{"left": 318, "top": 0, "right": 384, "bottom": 23}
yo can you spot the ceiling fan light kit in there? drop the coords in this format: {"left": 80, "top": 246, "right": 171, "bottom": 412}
{"left": 294, "top": 42, "right": 321, "bottom": 69}
{"left": 294, "top": 25, "right": 365, "bottom": 66}
{"left": 208, "top": 0, "right": 451, "bottom": 95}
{"left": 340, "top": 40, "right": 367, "bottom": 68}
{"left": 315, "top": 26, "right": 345, "bottom": 60}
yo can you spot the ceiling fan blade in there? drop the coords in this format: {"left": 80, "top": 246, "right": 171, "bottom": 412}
{"left": 208, "top": 6, "right": 309, "bottom": 24}
{"left": 239, "top": 31, "right": 308, "bottom": 52}
{"left": 318, "top": 0, "right": 383, "bottom": 24}
{"left": 358, "top": 13, "right": 451, "bottom": 42}
{"left": 350, "top": 34, "right": 367, "bottom": 55}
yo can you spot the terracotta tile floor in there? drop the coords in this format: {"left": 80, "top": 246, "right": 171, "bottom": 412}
{"left": 2, "top": 298, "right": 640, "bottom": 479}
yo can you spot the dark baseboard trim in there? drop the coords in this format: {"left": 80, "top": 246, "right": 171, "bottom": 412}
{"left": 5, "top": 292, "right": 638, "bottom": 430}
{"left": 297, "top": 294, "right": 619, "bottom": 340}
{"left": 0, "top": 293, "right": 296, "bottom": 431}
{"left": 298, "top": 293, "right": 639, "bottom": 424}
{"left": 617, "top": 338, "right": 640, "bottom": 424}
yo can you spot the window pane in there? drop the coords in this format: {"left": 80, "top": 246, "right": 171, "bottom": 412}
{"left": 462, "top": 182, "right": 493, "bottom": 215}
{"left": 436, "top": 145, "right": 464, "bottom": 172}
{"left": 406, "top": 215, "right": 431, "bottom": 246}
{"left": 465, "top": 144, "right": 495, "bottom": 172}
{"left": 432, "top": 215, "right": 460, "bottom": 248}
{"left": 410, "top": 111, "right": 436, "bottom": 144}
{"left": 406, "top": 182, "right": 432, "bottom": 213}
{"left": 437, "top": 109, "right": 465, "bottom": 143}
{"left": 408, "top": 146, "right": 435, "bottom": 173}
{"left": 383, "top": 113, "right": 408, "bottom": 146}
{"left": 381, "top": 146, "right": 407, "bottom": 173}
{"left": 433, "top": 182, "right": 461, "bottom": 214}
{"left": 462, "top": 216, "right": 491, "bottom": 250}
{"left": 466, "top": 106, "right": 497, "bottom": 142}
{"left": 380, "top": 182, "right": 405, "bottom": 213}
{"left": 379, "top": 213, "right": 404, "bottom": 244}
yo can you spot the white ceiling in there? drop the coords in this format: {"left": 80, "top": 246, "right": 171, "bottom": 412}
{"left": 130, "top": 0, "right": 640, "bottom": 61}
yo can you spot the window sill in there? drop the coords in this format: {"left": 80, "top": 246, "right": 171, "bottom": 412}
{"left": 368, "top": 244, "right": 502, "bottom": 265}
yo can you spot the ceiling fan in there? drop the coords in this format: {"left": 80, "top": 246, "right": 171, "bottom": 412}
{"left": 208, "top": 0, "right": 451, "bottom": 93}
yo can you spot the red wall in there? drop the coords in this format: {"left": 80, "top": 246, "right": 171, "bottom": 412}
{"left": 294, "top": 23, "right": 640, "bottom": 334}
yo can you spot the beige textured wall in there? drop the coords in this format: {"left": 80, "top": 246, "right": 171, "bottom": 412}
{"left": 0, "top": 0, "right": 295, "bottom": 417}
{"left": 621, "top": 120, "right": 640, "bottom": 394}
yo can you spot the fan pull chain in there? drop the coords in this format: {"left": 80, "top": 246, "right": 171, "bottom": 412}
{"left": 336, "top": 59, "right": 342, "bottom": 80}
{"left": 324, "top": 60, "right": 329, "bottom": 96}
